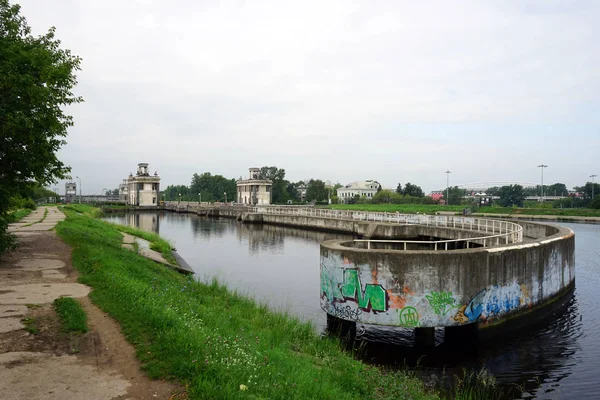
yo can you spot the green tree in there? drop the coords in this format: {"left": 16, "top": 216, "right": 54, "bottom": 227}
{"left": 403, "top": 182, "right": 424, "bottom": 197}
{"left": 190, "top": 172, "right": 236, "bottom": 202}
{"left": 547, "top": 183, "right": 568, "bottom": 197}
{"left": 443, "top": 186, "right": 465, "bottom": 205}
{"left": 497, "top": 185, "right": 525, "bottom": 207}
{"left": 1, "top": 1, "right": 82, "bottom": 253}
{"left": 259, "top": 166, "right": 287, "bottom": 203}
{"left": 285, "top": 182, "right": 299, "bottom": 202}
{"left": 575, "top": 182, "right": 600, "bottom": 201}
{"left": 163, "top": 185, "right": 190, "bottom": 201}
{"left": 395, "top": 183, "right": 403, "bottom": 194}
{"left": 372, "top": 190, "right": 396, "bottom": 204}
{"left": 305, "top": 179, "right": 328, "bottom": 202}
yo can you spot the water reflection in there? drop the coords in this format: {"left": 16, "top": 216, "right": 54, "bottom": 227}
{"left": 103, "top": 212, "right": 598, "bottom": 399}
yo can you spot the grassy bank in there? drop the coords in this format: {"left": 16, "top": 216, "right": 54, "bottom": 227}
{"left": 63, "top": 204, "right": 176, "bottom": 264}
{"left": 477, "top": 206, "right": 600, "bottom": 217}
{"left": 326, "top": 203, "right": 600, "bottom": 218}
{"left": 326, "top": 204, "right": 464, "bottom": 214}
{"left": 55, "top": 207, "right": 439, "bottom": 400}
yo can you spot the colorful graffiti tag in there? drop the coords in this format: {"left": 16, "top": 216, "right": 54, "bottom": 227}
{"left": 453, "top": 282, "right": 530, "bottom": 323}
{"left": 321, "top": 266, "right": 388, "bottom": 313}
{"left": 425, "top": 291, "right": 457, "bottom": 315}
{"left": 398, "top": 306, "right": 419, "bottom": 327}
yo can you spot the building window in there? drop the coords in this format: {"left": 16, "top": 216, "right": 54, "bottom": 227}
{"left": 266, "top": 186, "right": 270, "bottom": 192}
{"left": 152, "top": 197, "right": 156, "bottom": 204}
{"left": 137, "top": 183, "right": 144, "bottom": 190}
{"left": 152, "top": 183, "right": 158, "bottom": 190}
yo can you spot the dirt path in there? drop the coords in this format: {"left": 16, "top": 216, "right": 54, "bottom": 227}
{"left": 0, "top": 206, "right": 181, "bottom": 399}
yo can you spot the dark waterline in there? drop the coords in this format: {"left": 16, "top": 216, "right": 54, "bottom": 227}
{"left": 104, "top": 212, "right": 599, "bottom": 399}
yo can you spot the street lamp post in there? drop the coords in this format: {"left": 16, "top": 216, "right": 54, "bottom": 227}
{"left": 591, "top": 174, "right": 597, "bottom": 200}
{"left": 178, "top": 193, "right": 181, "bottom": 204}
{"left": 445, "top": 171, "right": 451, "bottom": 205}
{"left": 76, "top": 176, "right": 82, "bottom": 204}
{"left": 224, "top": 192, "right": 227, "bottom": 204}
{"left": 537, "top": 165, "right": 548, "bottom": 202}
{"left": 198, "top": 193, "right": 201, "bottom": 204}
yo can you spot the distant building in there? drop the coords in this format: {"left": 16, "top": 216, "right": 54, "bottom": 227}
{"left": 237, "top": 168, "right": 272, "bottom": 205}
{"left": 127, "top": 163, "right": 160, "bottom": 206}
{"left": 65, "top": 182, "right": 77, "bottom": 203}
{"left": 429, "top": 191, "right": 444, "bottom": 202}
{"left": 337, "top": 180, "right": 380, "bottom": 203}
{"left": 118, "top": 179, "right": 128, "bottom": 202}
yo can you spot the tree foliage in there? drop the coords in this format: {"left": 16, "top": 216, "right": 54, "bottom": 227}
{"left": 443, "top": 186, "right": 465, "bottom": 205}
{"left": 305, "top": 179, "right": 328, "bottom": 202}
{"left": 1, "top": 1, "right": 82, "bottom": 253}
{"left": 190, "top": 172, "right": 236, "bottom": 202}
{"left": 258, "top": 166, "right": 288, "bottom": 203}
{"left": 497, "top": 185, "right": 525, "bottom": 207}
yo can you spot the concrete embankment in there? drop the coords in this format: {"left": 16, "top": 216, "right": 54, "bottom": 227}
{"left": 162, "top": 203, "right": 513, "bottom": 241}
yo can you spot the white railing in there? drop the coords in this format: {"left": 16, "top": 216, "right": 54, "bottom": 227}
{"left": 251, "top": 207, "right": 523, "bottom": 249}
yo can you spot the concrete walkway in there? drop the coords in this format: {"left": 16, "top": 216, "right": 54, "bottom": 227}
{"left": 1, "top": 207, "right": 178, "bottom": 399}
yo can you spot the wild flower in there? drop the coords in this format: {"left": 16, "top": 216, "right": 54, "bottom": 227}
{"left": 239, "top": 384, "right": 248, "bottom": 391}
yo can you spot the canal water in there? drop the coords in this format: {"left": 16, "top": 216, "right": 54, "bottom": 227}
{"left": 104, "top": 211, "right": 599, "bottom": 399}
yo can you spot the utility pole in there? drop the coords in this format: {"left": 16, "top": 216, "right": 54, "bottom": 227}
{"left": 537, "top": 165, "right": 547, "bottom": 202}
{"left": 445, "top": 171, "right": 451, "bottom": 205}
{"left": 591, "top": 174, "right": 597, "bottom": 200}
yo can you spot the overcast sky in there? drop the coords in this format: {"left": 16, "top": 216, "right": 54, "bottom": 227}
{"left": 18, "top": 0, "right": 600, "bottom": 194}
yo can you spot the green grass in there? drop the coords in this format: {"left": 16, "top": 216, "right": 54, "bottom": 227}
{"left": 53, "top": 297, "right": 89, "bottom": 334}
{"left": 326, "top": 204, "right": 465, "bottom": 214}
{"left": 55, "top": 207, "right": 440, "bottom": 400}
{"left": 326, "top": 203, "right": 600, "bottom": 218}
{"left": 114, "top": 224, "right": 176, "bottom": 264}
{"left": 62, "top": 204, "right": 176, "bottom": 264}
{"left": 477, "top": 206, "right": 600, "bottom": 217}
{"left": 7, "top": 208, "right": 33, "bottom": 223}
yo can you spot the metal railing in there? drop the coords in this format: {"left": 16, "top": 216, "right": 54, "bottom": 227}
{"left": 251, "top": 207, "right": 523, "bottom": 250}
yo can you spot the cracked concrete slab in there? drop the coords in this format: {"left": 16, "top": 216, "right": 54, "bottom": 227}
{"left": 0, "top": 352, "right": 131, "bottom": 400}
{"left": 0, "top": 318, "right": 25, "bottom": 334}
{"left": 14, "top": 259, "right": 66, "bottom": 271}
{"left": 40, "top": 270, "right": 67, "bottom": 280}
{"left": 0, "top": 305, "right": 28, "bottom": 318}
{"left": 0, "top": 283, "right": 90, "bottom": 304}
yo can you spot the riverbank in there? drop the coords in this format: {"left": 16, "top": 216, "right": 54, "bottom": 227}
{"left": 55, "top": 205, "right": 443, "bottom": 399}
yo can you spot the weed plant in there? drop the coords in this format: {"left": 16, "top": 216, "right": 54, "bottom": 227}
{"left": 53, "top": 297, "right": 89, "bottom": 333}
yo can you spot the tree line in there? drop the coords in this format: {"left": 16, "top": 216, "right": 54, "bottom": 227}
{"left": 162, "top": 167, "right": 333, "bottom": 203}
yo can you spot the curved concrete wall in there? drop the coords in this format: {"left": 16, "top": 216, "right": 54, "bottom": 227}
{"left": 320, "top": 221, "right": 574, "bottom": 330}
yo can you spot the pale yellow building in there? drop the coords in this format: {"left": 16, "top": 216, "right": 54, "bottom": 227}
{"left": 237, "top": 168, "right": 272, "bottom": 206}
{"left": 127, "top": 163, "right": 160, "bottom": 207}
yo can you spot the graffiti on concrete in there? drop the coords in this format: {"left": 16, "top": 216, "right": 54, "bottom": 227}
{"left": 340, "top": 269, "right": 388, "bottom": 312}
{"left": 453, "top": 281, "right": 530, "bottom": 323}
{"left": 328, "top": 304, "right": 362, "bottom": 321}
{"left": 425, "top": 291, "right": 458, "bottom": 315}
{"left": 321, "top": 259, "right": 389, "bottom": 314}
{"left": 398, "top": 306, "right": 419, "bottom": 327}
